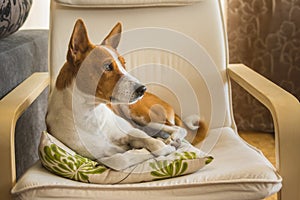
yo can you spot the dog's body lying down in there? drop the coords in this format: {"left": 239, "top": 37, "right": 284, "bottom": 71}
{"left": 46, "top": 19, "right": 207, "bottom": 170}
{"left": 109, "top": 92, "right": 207, "bottom": 146}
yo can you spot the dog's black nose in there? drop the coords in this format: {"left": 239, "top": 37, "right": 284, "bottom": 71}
{"left": 135, "top": 85, "right": 147, "bottom": 97}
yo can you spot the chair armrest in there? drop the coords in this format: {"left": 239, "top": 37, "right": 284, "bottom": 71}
{"left": 0, "top": 72, "right": 49, "bottom": 199}
{"left": 228, "top": 63, "right": 300, "bottom": 200}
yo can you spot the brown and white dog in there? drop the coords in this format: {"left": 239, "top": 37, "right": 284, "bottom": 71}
{"left": 46, "top": 19, "right": 207, "bottom": 170}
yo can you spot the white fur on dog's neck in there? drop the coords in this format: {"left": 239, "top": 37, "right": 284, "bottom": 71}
{"left": 47, "top": 80, "right": 136, "bottom": 161}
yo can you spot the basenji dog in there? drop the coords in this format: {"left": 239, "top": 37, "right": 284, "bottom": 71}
{"left": 46, "top": 19, "right": 207, "bottom": 170}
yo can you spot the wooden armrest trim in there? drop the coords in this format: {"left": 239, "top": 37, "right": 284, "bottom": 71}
{"left": 0, "top": 72, "right": 49, "bottom": 199}
{"left": 228, "top": 63, "right": 300, "bottom": 200}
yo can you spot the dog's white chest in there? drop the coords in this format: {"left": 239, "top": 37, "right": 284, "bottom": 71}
{"left": 46, "top": 86, "right": 135, "bottom": 160}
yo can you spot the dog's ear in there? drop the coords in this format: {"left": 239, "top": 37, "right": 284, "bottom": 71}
{"left": 101, "top": 22, "right": 122, "bottom": 49}
{"left": 67, "top": 19, "right": 91, "bottom": 65}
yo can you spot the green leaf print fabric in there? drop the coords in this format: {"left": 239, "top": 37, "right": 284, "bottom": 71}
{"left": 40, "top": 143, "right": 107, "bottom": 182}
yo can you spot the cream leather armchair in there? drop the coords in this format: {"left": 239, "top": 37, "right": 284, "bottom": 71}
{"left": 1, "top": 0, "right": 299, "bottom": 199}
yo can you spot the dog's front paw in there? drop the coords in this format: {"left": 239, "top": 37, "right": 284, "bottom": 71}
{"left": 164, "top": 127, "right": 187, "bottom": 148}
{"left": 165, "top": 137, "right": 182, "bottom": 149}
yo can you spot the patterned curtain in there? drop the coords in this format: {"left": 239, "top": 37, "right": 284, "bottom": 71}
{"left": 227, "top": 0, "right": 300, "bottom": 132}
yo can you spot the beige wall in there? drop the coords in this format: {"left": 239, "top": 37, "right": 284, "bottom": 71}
{"left": 21, "top": 0, "right": 50, "bottom": 29}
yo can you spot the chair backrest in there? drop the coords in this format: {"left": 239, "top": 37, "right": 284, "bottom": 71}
{"left": 49, "top": 0, "right": 232, "bottom": 131}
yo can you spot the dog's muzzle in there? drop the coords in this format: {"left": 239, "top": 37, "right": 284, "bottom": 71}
{"left": 111, "top": 75, "right": 146, "bottom": 104}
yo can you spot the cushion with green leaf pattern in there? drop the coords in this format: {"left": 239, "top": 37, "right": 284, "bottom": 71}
{"left": 39, "top": 131, "right": 213, "bottom": 184}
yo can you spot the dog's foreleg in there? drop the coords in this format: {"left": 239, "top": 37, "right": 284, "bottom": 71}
{"left": 146, "top": 123, "right": 187, "bottom": 148}
{"left": 125, "top": 129, "right": 175, "bottom": 157}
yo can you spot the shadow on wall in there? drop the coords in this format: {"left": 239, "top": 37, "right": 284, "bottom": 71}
{"left": 227, "top": 0, "right": 300, "bottom": 132}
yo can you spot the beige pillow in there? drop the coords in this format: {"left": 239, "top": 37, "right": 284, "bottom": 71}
{"left": 39, "top": 131, "right": 213, "bottom": 184}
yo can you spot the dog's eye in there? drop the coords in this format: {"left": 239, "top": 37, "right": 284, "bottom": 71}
{"left": 104, "top": 64, "right": 113, "bottom": 71}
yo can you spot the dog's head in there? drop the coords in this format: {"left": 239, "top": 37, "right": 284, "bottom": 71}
{"left": 67, "top": 19, "right": 146, "bottom": 104}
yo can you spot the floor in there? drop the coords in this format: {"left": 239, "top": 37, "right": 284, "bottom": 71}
{"left": 239, "top": 132, "right": 277, "bottom": 200}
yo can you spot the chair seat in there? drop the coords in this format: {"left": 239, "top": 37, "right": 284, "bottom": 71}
{"left": 11, "top": 127, "right": 281, "bottom": 200}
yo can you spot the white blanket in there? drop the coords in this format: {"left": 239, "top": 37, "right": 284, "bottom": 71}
{"left": 99, "top": 140, "right": 205, "bottom": 171}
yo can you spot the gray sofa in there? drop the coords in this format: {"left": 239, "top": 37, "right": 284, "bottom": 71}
{"left": 0, "top": 30, "right": 48, "bottom": 179}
